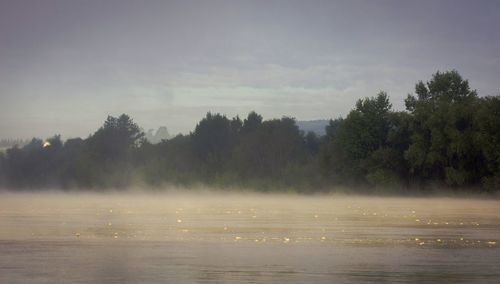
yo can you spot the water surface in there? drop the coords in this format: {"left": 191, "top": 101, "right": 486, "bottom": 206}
{"left": 0, "top": 192, "right": 499, "bottom": 283}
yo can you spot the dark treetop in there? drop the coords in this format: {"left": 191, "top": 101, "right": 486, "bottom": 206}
{"left": 1, "top": 71, "right": 499, "bottom": 193}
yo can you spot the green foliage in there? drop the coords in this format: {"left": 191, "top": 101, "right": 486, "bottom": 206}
{"left": 320, "top": 92, "right": 401, "bottom": 187}
{"left": 475, "top": 96, "right": 500, "bottom": 191}
{"left": 366, "top": 168, "right": 402, "bottom": 190}
{"left": 231, "top": 116, "right": 306, "bottom": 180}
{"left": 86, "top": 114, "right": 144, "bottom": 161}
{"left": 191, "top": 112, "right": 241, "bottom": 179}
{"left": 81, "top": 114, "right": 144, "bottom": 188}
{"left": 0, "top": 70, "right": 498, "bottom": 193}
{"left": 404, "top": 70, "right": 481, "bottom": 187}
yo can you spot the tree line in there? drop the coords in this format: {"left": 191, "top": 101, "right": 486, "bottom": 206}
{"left": 0, "top": 70, "right": 499, "bottom": 193}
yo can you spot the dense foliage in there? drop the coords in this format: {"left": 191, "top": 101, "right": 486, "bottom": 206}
{"left": 0, "top": 71, "right": 499, "bottom": 193}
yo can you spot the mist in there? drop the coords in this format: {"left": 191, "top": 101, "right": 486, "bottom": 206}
{"left": 1, "top": 190, "right": 499, "bottom": 283}
{"left": 1, "top": 0, "right": 500, "bottom": 282}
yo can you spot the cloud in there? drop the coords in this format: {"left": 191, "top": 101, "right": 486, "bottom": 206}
{"left": 0, "top": 0, "right": 499, "bottom": 139}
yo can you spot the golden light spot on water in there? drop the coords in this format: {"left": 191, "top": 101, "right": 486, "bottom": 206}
{"left": 181, "top": 229, "right": 189, "bottom": 233}
{"left": 109, "top": 209, "right": 113, "bottom": 213}
{"left": 283, "top": 237, "right": 290, "bottom": 243}
{"left": 437, "top": 239, "right": 441, "bottom": 242}
{"left": 411, "top": 210, "right": 416, "bottom": 214}
{"left": 107, "top": 222, "right": 112, "bottom": 226}
{"left": 223, "top": 226, "right": 228, "bottom": 231}
{"left": 460, "top": 237, "right": 464, "bottom": 241}
{"left": 234, "top": 236, "right": 242, "bottom": 240}
{"left": 419, "top": 242, "right": 425, "bottom": 246}
{"left": 415, "top": 238, "right": 419, "bottom": 241}
{"left": 487, "top": 241, "right": 496, "bottom": 245}
{"left": 252, "top": 215, "right": 257, "bottom": 218}
{"left": 314, "top": 214, "right": 319, "bottom": 218}
{"left": 321, "top": 236, "right": 326, "bottom": 241}
{"left": 415, "top": 219, "right": 420, "bottom": 222}
{"left": 177, "top": 219, "right": 182, "bottom": 223}
{"left": 114, "top": 235, "right": 118, "bottom": 239}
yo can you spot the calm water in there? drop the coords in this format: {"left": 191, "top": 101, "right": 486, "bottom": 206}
{"left": 0, "top": 192, "right": 499, "bottom": 283}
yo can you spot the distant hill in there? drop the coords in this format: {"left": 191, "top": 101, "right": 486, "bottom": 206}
{"left": 145, "top": 126, "right": 171, "bottom": 144}
{"left": 296, "top": 120, "right": 329, "bottom": 136}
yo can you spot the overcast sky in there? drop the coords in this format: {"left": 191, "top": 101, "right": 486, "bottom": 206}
{"left": 1, "top": 0, "right": 499, "bottom": 139}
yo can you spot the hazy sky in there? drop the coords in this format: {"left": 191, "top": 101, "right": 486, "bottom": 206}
{"left": 1, "top": 0, "right": 499, "bottom": 139}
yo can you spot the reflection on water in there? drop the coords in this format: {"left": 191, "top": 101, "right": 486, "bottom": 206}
{"left": 0, "top": 192, "right": 499, "bottom": 283}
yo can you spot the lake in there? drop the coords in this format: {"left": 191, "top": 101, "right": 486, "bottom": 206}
{"left": 0, "top": 192, "right": 499, "bottom": 283}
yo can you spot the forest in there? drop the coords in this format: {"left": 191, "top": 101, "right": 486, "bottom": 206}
{"left": 1, "top": 70, "right": 499, "bottom": 193}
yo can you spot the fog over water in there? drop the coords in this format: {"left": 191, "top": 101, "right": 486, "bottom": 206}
{"left": 0, "top": 191, "right": 499, "bottom": 283}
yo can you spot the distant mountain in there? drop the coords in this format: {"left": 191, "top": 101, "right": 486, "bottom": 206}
{"left": 296, "top": 120, "right": 329, "bottom": 136}
{"left": 145, "top": 126, "right": 170, "bottom": 144}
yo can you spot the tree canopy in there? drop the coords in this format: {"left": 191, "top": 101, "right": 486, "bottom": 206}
{"left": 0, "top": 70, "right": 498, "bottom": 193}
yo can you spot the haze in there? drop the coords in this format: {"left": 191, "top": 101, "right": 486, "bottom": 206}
{"left": 1, "top": 191, "right": 499, "bottom": 282}
{"left": 1, "top": 0, "right": 500, "bottom": 139}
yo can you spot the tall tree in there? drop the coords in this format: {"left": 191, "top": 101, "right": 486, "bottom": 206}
{"left": 191, "top": 112, "right": 240, "bottom": 177}
{"left": 321, "top": 92, "right": 396, "bottom": 187}
{"left": 404, "top": 70, "right": 480, "bottom": 187}
{"left": 475, "top": 96, "right": 500, "bottom": 190}
{"left": 81, "top": 114, "right": 144, "bottom": 188}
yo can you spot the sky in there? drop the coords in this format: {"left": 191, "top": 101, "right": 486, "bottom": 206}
{"left": 1, "top": 0, "right": 499, "bottom": 139}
